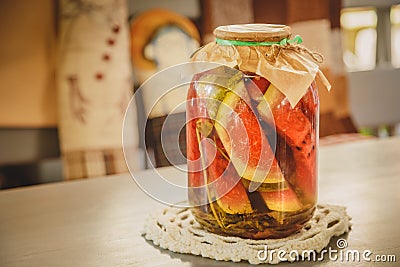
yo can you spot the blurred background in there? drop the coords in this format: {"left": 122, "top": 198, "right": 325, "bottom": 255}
{"left": 0, "top": 0, "right": 399, "bottom": 189}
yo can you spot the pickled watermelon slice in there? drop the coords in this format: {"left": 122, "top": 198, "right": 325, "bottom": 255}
{"left": 194, "top": 66, "right": 242, "bottom": 120}
{"left": 199, "top": 132, "right": 253, "bottom": 214}
{"left": 257, "top": 84, "right": 316, "bottom": 202}
{"left": 258, "top": 84, "right": 312, "bottom": 149}
{"left": 214, "top": 81, "right": 285, "bottom": 187}
{"left": 188, "top": 67, "right": 254, "bottom": 214}
{"left": 260, "top": 186, "right": 303, "bottom": 212}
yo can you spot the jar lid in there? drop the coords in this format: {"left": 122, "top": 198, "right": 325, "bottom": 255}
{"left": 214, "top": 24, "right": 291, "bottom": 42}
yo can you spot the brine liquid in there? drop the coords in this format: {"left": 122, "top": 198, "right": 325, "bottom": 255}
{"left": 191, "top": 203, "right": 315, "bottom": 239}
{"left": 187, "top": 66, "right": 318, "bottom": 239}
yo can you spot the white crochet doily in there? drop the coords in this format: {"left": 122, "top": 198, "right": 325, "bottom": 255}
{"left": 143, "top": 204, "right": 351, "bottom": 265}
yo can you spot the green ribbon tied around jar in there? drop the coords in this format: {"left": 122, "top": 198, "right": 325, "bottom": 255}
{"left": 215, "top": 35, "right": 323, "bottom": 63}
{"left": 215, "top": 35, "right": 303, "bottom": 46}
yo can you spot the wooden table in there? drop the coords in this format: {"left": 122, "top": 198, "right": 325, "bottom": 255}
{"left": 1, "top": 137, "right": 400, "bottom": 266}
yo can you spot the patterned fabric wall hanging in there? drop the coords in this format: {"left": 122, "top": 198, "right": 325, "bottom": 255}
{"left": 58, "top": 0, "right": 140, "bottom": 179}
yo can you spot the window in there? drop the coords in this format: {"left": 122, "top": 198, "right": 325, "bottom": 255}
{"left": 391, "top": 5, "right": 400, "bottom": 67}
{"left": 341, "top": 7, "right": 377, "bottom": 71}
{"left": 341, "top": 1, "right": 400, "bottom": 71}
{"left": 341, "top": 1, "right": 400, "bottom": 137}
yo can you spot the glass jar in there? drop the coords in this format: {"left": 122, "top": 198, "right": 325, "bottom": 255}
{"left": 187, "top": 24, "right": 322, "bottom": 239}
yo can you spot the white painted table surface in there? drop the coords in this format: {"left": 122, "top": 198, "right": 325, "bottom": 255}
{"left": 1, "top": 137, "right": 400, "bottom": 266}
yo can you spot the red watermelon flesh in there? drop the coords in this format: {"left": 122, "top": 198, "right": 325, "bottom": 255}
{"left": 293, "top": 144, "right": 317, "bottom": 205}
{"left": 187, "top": 74, "right": 206, "bottom": 188}
{"left": 194, "top": 131, "right": 252, "bottom": 214}
{"left": 215, "top": 90, "right": 285, "bottom": 185}
{"left": 187, "top": 118, "right": 203, "bottom": 188}
{"left": 258, "top": 84, "right": 317, "bottom": 203}
{"left": 299, "top": 81, "right": 318, "bottom": 123}
{"left": 187, "top": 68, "right": 230, "bottom": 187}
{"left": 258, "top": 84, "right": 314, "bottom": 155}
{"left": 214, "top": 89, "right": 304, "bottom": 212}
